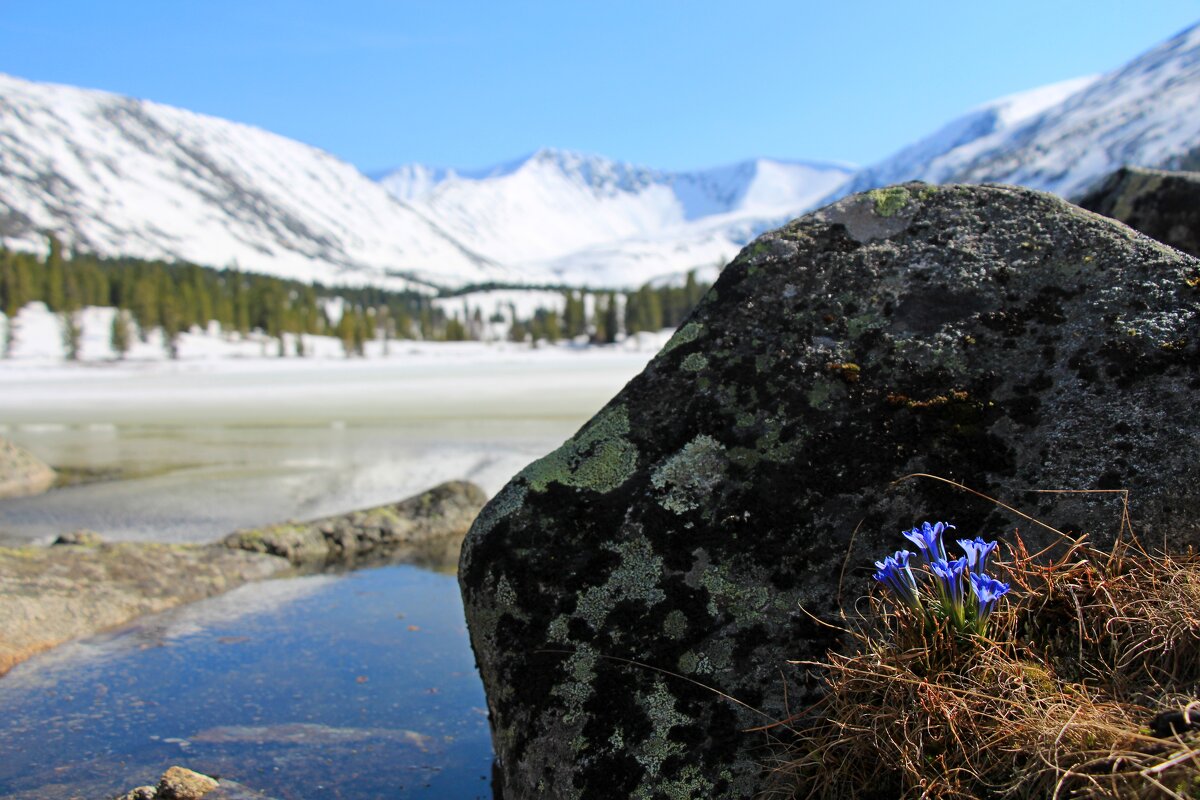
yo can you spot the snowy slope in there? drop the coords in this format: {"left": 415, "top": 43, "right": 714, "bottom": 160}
{"left": 833, "top": 76, "right": 1098, "bottom": 198}
{"left": 378, "top": 149, "right": 854, "bottom": 283}
{"left": 0, "top": 73, "right": 512, "bottom": 290}
{"left": 833, "top": 21, "right": 1200, "bottom": 201}
{"left": 947, "top": 22, "right": 1200, "bottom": 196}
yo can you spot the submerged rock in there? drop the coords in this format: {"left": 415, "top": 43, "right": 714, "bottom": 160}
{"left": 460, "top": 183, "right": 1200, "bottom": 798}
{"left": 223, "top": 480, "right": 487, "bottom": 567}
{"left": 0, "top": 437, "right": 55, "bottom": 499}
{"left": 1078, "top": 166, "right": 1200, "bottom": 258}
{"left": 190, "top": 722, "right": 434, "bottom": 751}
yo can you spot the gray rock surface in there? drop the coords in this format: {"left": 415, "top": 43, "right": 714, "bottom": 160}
{"left": 222, "top": 480, "right": 488, "bottom": 566}
{"left": 1077, "top": 166, "right": 1200, "bottom": 258}
{"left": 0, "top": 542, "right": 286, "bottom": 675}
{"left": 460, "top": 182, "right": 1200, "bottom": 799}
{"left": 0, "top": 437, "right": 55, "bottom": 499}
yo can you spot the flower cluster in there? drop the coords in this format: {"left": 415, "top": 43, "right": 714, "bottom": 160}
{"left": 872, "top": 521, "right": 1011, "bottom": 636}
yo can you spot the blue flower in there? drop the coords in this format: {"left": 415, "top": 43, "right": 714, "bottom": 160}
{"left": 902, "top": 521, "right": 954, "bottom": 564}
{"left": 929, "top": 556, "right": 970, "bottom": 626}
{"left": 873, "top": 550, "right": 920, "bottom": 608}
{"left": 957, "top": 537, "right": 998, "bottom": 574}
{"left": 970, "top": 573, "right": 1011, "bottom": 622}
{"left": 873, "top": 521, "right": 1011, "bottom": 637}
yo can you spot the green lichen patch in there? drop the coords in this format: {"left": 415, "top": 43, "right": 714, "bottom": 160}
{"left": 468, "top": 482, "right": 527, "bottom": 540}
{"left": 650, "top": 434, "right": 729, "bottom": 515}
{"left": 574, "top": 538, "right": 666, "bottom": 629}
{"left": 660, "top": 322, "right": 704, "bottom": 355}
{"left": 681, "top": 352, "right": 708, "bottom": 372}
{"left": 868, "top": 186, "right": 912, "bottom": 217}
{"left": 630, "top": 680, "right": 691, "bottom": 799}
{"left": 519, "top": 404, "right": 639, "bottom": 494}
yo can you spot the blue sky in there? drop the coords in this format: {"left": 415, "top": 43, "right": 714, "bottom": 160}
{"left": 1, "top": 1, "right": 1197, "bottom": 174}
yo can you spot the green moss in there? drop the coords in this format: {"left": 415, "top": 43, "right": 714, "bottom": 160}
{"left": 681, "top": 352, "right": 708, "bottom": 372}
{"left": 846, "top": 311, "right": 884, "bottom": 339}
{"left": 630, "top": 680, "right": 691, "bottom": 799}
{"left": 660, "top": 321, "right": 704, "bottom": 355}
{"left": 470, "top": 482, "right": 528, "bottom": 539}
{"left": 650, "top": 434, "right": 728, "bottom": 514}
{"left": 551, "top": 647, "right": 599, "bottom": 723}
{"left": 662, "top": 609, "right": 688, "bottom": 639}
{"left": 699, "top": 564, "right": 771, "bottom": 624}
{"left": 574, "top": 538, "right": 666, "bottom": 628}
{"left": 519, "top": 405, "right": 639, "bottom": 494}
{"left": 806, "top": 377, "right": 840, "bottom": 411}
{"left": 868, "top": 186, "right": 911, "bottom": 217}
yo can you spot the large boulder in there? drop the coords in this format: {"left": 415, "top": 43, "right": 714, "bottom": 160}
{"left": 1077, "top": 166, "right": 1200, "bottom": 257}
{"left": 0, "top": 437, "right": 55, "bottom": 499}
{"left": 459, "top": 183, "right": 1200, "bottom": 799}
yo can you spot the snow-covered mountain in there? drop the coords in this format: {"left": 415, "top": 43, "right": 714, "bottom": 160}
{"left": 832, "top": 21, "right": 1200, "bottom": 200}
{"left": 5, "top": 17, "right": 1200, "bottom": 295}
{"left": 0, "top": 73, "right": 513, "bottom": 291}
{"left": 377, "top": 149, "right": 854, "bottom": 285}
{"left": 833, "top": 76, "right": 1098, "bottom": 198}
{"left": 0, "top": 71, "right": 852, "bottom": 292}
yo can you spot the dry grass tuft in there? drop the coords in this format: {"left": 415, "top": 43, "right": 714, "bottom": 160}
{"left": 769, "top": 534, "right": 1200, "bottom": 799}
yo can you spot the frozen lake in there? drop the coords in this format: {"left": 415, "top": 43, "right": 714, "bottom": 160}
{"left": 0, "top": 342, "right": 660, "bottom": 544}
{"left": 0, "top": 343, "right": 662, "bottom": 799}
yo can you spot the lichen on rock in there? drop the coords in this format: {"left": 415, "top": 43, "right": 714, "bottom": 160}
{"left": 518, "top": 404, "right": 639, "bottom": 494}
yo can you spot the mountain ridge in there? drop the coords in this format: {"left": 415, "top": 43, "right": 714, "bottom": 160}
{"left": 3, "top": 18, "right": 1200, "bottom": 292}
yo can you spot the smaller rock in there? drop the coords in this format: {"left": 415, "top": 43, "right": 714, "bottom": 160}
{"left": 223, "top": 480, "right": 488, "bottom": 566}
{"left": 157, "top": 766, "right": 219, "bottom": 800}
{"left": 115, "top": 787, "right": 157, "bottom": 800}
{"left": 1077, "top": 166, "right": 1200, "bottom": 257}
{"left": 53, "top": 529, "right": 104, "bottom": 546}
{"left": 0, "top": 437, "right": 56, "bottom": 499}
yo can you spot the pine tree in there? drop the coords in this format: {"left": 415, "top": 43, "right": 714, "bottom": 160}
{"left": 110, "top": 309, "right": 131, "bottom": 360}
{"left": 603, "top": 292, "right": 619, "bottom": 344}
{"left": 2, "top": 312, "right": 14, "bottom": 359}
{"left": 44, "top": 236, "right": 67, "bottom": 311}
{"left": 564, "top": 291, "right": 587, "bottom": 338}
{"left": 61, "top": 311, "right": 83, "bottom": 361}
{"left": 336, "top": 307, "right": 358, "bottom": 357}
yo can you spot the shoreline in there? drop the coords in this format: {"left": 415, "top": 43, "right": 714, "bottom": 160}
{"left": 0, "top": 480, "right": 486, "bottom": 677}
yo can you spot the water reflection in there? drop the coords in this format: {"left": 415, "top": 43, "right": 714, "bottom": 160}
{"left": 0, "top": 565, "right": 494, "bottom": 800}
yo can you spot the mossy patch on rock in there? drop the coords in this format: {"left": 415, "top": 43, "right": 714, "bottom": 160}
{"left": 519, "top": 405, "right": 639, "bottom": 494}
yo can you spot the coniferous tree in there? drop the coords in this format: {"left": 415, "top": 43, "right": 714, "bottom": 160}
{"left": 603, "top": 291, "right": 619, "bottom": 344}
{"left": 110, "top": 309, "right": 131, "bottom": 360}
{"left": 61, "top": 311, "right": 83, "bottom": 361}
{"left": 564, "top": 291, "right": 587, "bottom": 338}
{"left": 44, "top": 236, "right": 66, "bottom": 311}
{"left": 2, "top": 312, "right": 14, "bottom": 359}
{"left": 336, "top": 307, "right": 358, "bottom": 357}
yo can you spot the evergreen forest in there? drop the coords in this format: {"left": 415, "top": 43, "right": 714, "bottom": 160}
{"left": 0, "top": 240, "right": 712, "bottom": 358}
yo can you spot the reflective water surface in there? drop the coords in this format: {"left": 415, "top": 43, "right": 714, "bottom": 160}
{"left": 0, "top": 565, "right": 493, "bottom": 800}
{"left": 0, "top": 354, "right": 658, "bottom": 799}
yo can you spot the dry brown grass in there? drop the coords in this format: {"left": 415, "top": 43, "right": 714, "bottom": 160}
{"left": 768, "top": 532, "right": 1200, "bottom": 799}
